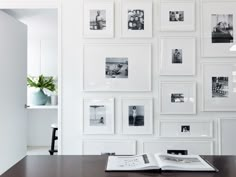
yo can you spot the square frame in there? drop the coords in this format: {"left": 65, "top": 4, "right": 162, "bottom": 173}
{"left": 202, "top": 63, "right": 236, "bottom": 111}
{"left": 159, "top": 81, "right": 196, "bottom": 114}
{"left": 121, "top": 0, "right": 152, "bottom": 38}
{"left": 121, "top": 97, "right": 153, "bottom": 135}
{"left": 83, "top": 0, "right": 114, "bottom": 38}
{"left": 159, "top": 37, "right": 196, "bottom": 75}
{"left": 160, "top": 0, "right": 195, "bottom": 31}
{"left": 83, "top": 44, "right": 151, "bottom": 92}
{"left": 201, "top": 0, "right": 236, "bottom": 57}
{"left": 83, "top": 97, "right": 114, "bottom": 134}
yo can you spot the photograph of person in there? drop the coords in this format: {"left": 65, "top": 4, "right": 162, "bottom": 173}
{"left": 89, "top": 105, "right": 106, "bottom": 126}
{"left": 169, "top": 11, "right": 184, "bottom": 22}
{"left": 212, "top": 77, "right": 229, "bottom": 98}
{"left": 105, "top": 58, "right": 128, "bottom": 78}
{"left": 172, "top": 49, "right": 183, "bottom": 64}
{"left": 128, "top": 106, "right": 144, "bottom": 126}
{"left": 90, "top": 10, "right": 106, "bottom": 30}
{"left": 181, "top": 125, "right": 190, "bottom": 133}
{"left": 128, "top": 9, "right": 144, "bottom": 30}
{"left": 171, "top": 93, "right": 185, "bottom": 103}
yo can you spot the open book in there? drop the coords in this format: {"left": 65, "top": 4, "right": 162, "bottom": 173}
{"left": 106, "top": 153, "right": 217, "bottom": 172}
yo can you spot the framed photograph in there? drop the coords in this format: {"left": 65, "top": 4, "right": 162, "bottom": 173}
{"left": 121, "top": 98, "right": 153, "bottom": 134}
{"left": 83, "top": 1, "right": 114, "bottom": 38}
{"left": 202, "top": 63, "right": 236, "bottom": 111}
{"left": 160, "top": 81, "right": 196, "bottom": 114}
{"left": 83, "top": 44, "right": 151, "bottom": 91}
{"left": 201, "top": 1, "right": 236, "bottom": 57}
{"left": 121, "top": 0, "right": 152, "bottom": 38}
{"left": 160, "top": 0, "right": 195, "bottom": 31}
{"left": 83, "top": 98, "right": 114, "bottom": 134}
{"left": 159, "top": 37, "right": 196, "bottom": 75}
{"left": 158, "top": 120, "right": 213, "bottom": 138}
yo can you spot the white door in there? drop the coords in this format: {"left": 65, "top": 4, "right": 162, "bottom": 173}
{"left": 0, "top": 10, "right": 27, "bottom": 175}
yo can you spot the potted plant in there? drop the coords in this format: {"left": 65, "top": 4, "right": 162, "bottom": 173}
{"left": 27, "top": 75, "right": 56, "bottom": 105}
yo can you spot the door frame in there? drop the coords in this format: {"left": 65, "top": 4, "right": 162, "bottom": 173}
{"left": 0, "top": 1, "right": 62, "bottom": 154}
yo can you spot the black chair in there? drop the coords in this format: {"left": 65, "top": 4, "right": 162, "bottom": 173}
{"left": 49, "top": 124, "right": 58, "bottom": 155}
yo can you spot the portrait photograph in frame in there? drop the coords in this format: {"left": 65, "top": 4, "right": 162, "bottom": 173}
{"left": 121, "top": 0, "right": 152, "bottom": 38}
{"left": 202, "top": 63, "right": 236, "bottom": 111}
{"left": 121, "top": 97, "right": 153, "bottom": 135}
{"left": 83, "top": 44, "right": 151, "bottom": 91}
{"left": 160, "top": 81, "right": 196, "bottom": 114}
{"left": 201, "top": 1, "right": 236, "bottom": 57}
{"left": 159, "top": 37, "right": 196, "bottom": 75}
{"left": 160, "top": 0, "right": 195, "bottom": 31}
{"left": 83, "top": 98, "right": 114, "bottom": 134}
{"left": 83, "top": 1, "right": 114, "bottom": 38}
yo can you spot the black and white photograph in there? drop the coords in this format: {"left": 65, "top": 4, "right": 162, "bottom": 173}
{"left": 105, "top": 58, "right": 128, "bottom": 78}
{"left": 90, "top": 10, "right": 106, "bottom": 30}
{"left": 171, "top": 93, "right": 184, "bottom": 103}
{"left": 212, "top": 14, "right": 233, "bottom": 43}
{"left": 169, "top": 11, "right": 184, "bottom": 22}
{"left": 89, "top": 105, "right": 106, "bottom": 126}
{"left": 128, "top": 9, "right": 144, "bottom": 30}
{"left": 212, "top": 77, "right": 229, "bottom": 98}
{"left": 181, "top": 125, "right": 190, "bottom": 132}
{"left": 128, "top": 105, "right": 144, "bottom": 126}
{"left": 172, "top": 49, "right": 183, "bottom": 64}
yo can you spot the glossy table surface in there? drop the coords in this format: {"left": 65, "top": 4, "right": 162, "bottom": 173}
{"left": 2, "top": 155, "right": 236, "bottom": 177}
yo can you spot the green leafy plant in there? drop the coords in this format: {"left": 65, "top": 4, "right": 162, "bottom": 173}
{"left": 27, "top": 75, "right": 56, "bottom": 92}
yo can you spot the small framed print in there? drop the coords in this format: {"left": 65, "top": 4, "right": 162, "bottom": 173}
{"left": 201, "top": 1, "right": 236, "bottom": 57}
{"left": 83, "top": 98, "right": 114, "bottom": 134}
{"left": 121, "top": 0, "right": 152, "bottom": 38}
{"left": 83, "top": 44, "right": 151, "bottom": 91}
{"left": 202, "top": 63, "right": 236, "bottom": 111}
{"left": 159, "top": 37, "right": 196, "bottom": 75}
{"left": 121, "top": 98, "right": 153, "bottom": 134}
{"left": 160, "top": 0, "right": 195, "bottom": 31}
{"left": 160, "top": 81, "right": 196, "bottom": 114}
{"left": 83, "top": 1, "right": 114, "bottom": 38}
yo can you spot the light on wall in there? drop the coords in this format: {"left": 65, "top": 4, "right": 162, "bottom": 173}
{"left": 230, "top": 44, "right": 236, "bottom": 51}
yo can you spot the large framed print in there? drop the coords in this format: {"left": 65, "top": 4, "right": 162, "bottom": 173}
{"left": 121, "top": 97, "right": 153, "bottom": 134}
{"left": 201, "top": 1, "right": 236, "bottom": 57}
{"left": 121, "top": 0, "right": 152, "bottom": 38}
{"left": 83, "top": 98, "right": 114, "bottom": 134}
{"left": 160, "top": 81, "right": 196, "bottom": 114}
{"left": 83, "top": 44, "right": 151, "bottom": 91}
{"left": 83, "top": 1, "right": 114, "bottom": 38}
{"left": 160, "top": 0, "right": 195, "bottom": 31}
{"left": 202, "top": 63, "right": 236, "bottom": 111}
{"left": 159, "top": 37, "right": 196, "bottom": 75}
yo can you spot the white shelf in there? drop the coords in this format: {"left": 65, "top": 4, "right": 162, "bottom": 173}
{"left": 26, "top": 105, "right": 58, "bottom": 110}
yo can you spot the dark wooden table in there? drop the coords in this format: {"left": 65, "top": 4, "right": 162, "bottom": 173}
{"left": 2, "top": 155, "right": 236, "bottom": 177}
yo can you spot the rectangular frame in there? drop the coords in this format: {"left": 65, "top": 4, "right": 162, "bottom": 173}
{"left": 158, "top": 119, "right": 213, "bottom": 138}
{"left": 160, "top": 0, "right": 195, "bottom": 31}
{"left": 83, "top": 97, "right": 114, "bottom": 134}
{"left": 201, "top": 0, "right": 236, "bottom": 57}
{"left": 202, "top": 63, "right": 236, "bottom": 111}
{"left": 83, "top": 44, "right": 151, "bottom": 91}
{"left": 159, "top": 81, "right": 196, "bottom": 114}
{"left": 121, "top": 97, "right": 153, "bottom": 135}
{"left": 159, "top": 37, "right": 196, "bottom": 75}
{"left": 121, "top": 0, "right": 152, "bottom": 38}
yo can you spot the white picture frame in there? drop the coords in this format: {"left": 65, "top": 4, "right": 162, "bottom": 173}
{"left": 201, "top": 0, "right": 236, "bottom": 57}
{"left": 121, "top": 0, "right": 152, "bottom": 38}
{"left": 202, "top": 63, "right": 236, "bottom": 111}
{"left": 159, "top": 37, "right": 196, "bottom": 75}
{"left": 83, "top": 0, "right": 114, "bottom": 38}
{"left": 83, "top": 44, "right": 151, "bottom": 91}
{"left": 158, "top": 120, "right": 213, "bottom": 138}
{"left": 121, "top": 97, "right": 153, "bottom": 135}
{"left": 160, "top": 0, "right": 195, "bottom": 31}
{"left": 160, "top": 81, "right": 196, "bottom": 114}
{"left": 83, "top": 98, "right": 114, "bottom": 134}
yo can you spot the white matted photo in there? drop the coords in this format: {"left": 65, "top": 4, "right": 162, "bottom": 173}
{"left": 121, "top": 0, "right": 152, "bottom": 38}
{"left": 83, "top": 1, "right": 114, "bottom": 38}
{"left": 83, "top": 98, "right": 114, "bottom": 134}
{"left": 202, "top": 63, "right": 236, "bottom": 111}
{"left": 201, "top": 1, "right": 236, "bottom": 57}
{"left": 160, "top": 0, "right": 195, "bottom": 31}
{"left": 160, "top": 81, "right": 196, "bottom": 114}
{"left": 83, "top": 44, "right": 151, "bottom": 91}
{"left": 160, "top": 37, "right": 196, "bottom": 75}
{"left": 121, "top": 98, "right": 153, "bottom": 134}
